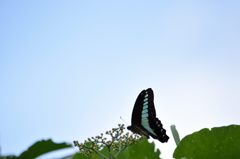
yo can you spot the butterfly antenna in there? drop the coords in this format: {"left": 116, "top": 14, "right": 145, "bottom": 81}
{"left": 120, "top": 116, "right": 128, "bottom": 126}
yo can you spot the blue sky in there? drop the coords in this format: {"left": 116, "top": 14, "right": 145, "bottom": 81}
{"left": 1, "top": 1, "right": 240, "bottom": 158}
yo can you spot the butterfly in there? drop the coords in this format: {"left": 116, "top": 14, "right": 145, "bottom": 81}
{"left": 127, "top": 88, "right": 169, "bottom": 143}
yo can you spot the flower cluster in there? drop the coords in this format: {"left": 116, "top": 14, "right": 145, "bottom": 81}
{"left": 73, "top": 124, "right": 140, "bottom": 158}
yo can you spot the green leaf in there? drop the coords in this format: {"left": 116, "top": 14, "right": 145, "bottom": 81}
{"left": 72, "top": 153, "right": 90, "bottom": 159}
{"left": 118, "top": 138, "right": 161, "bottom": 159}
{"left": 18, "top": 139, "right": 72, "bottom": 159}
{"left": 0, "top": 155, "right": 18, "bottom": 159}
{"left": 173, "top": 125, "right": 240, "bottom": 159}
{"left": 72, "top": 151, "right": 107, "bottom": 159}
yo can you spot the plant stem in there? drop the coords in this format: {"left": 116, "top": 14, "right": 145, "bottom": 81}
{"left": 170, "top": 125, "right": 180, "bottom": 145}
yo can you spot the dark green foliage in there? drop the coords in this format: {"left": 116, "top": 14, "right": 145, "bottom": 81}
{"left": 18, "top": 139, "right": 71, "bottom": 159}
{"left": 73, "top": 138, "right": 161, "bottom": 159}
{"left": 74, "top": 124, "right": 142, "bottom": 159}
{"left": 173, "top": 125, "right": 240, "bottom": 159}
{"left": 3, "top": 124, "right": 239, "bottom": 159}
{"left": 118, "top": 138, "right": 160, "bottom": 159}
{"left": 2, "top": 139, "right": 71, "bottom": 159}
{"left": 72, "top": 153, "right": 89, "bottom": 159}
{"left": 74, "top": 124, "right": 162, "bottom": 159}
{"left": 0, "top": 155, "right": 18, "bottom": 159}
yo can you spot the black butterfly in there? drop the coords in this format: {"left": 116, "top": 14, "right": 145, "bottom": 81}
{"left": 127, "top": 88, "right": 169, "bottom": 143}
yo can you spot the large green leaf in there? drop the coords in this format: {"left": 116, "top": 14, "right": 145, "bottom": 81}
{"left": 173, "top": 125, "right": 240, "bottom": 159}
{"left": 118, "top": 138, "right": 161, "bottom": 159}
{"left": 18, "top": 139, "right": 72, "bottom": 159}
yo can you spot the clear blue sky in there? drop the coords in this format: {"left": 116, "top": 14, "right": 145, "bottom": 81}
{"left": 1, "top": 1, "right": 240, "bottom": 158}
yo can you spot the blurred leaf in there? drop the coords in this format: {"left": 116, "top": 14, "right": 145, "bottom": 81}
{"left": 173, "top": 125, "right": 240, "bottom": 159}
{"left": 0, "top": 155, "right": 17, "bottom": 159}
{"left": 18, "top": 139, "right": 71, "bottom": 159}
{"left": 72, "top": 151, "right": 107, "bottom": 159}
{"left": 73, "top": 147, "right": 112, "bottom": 159}
{"left": 72, "top": 153, "right": 89, "bottom": 159}
{"left": 118, "top": 138, "right": 161, "bottom": 159}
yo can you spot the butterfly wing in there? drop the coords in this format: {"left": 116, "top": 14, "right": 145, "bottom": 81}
{"left": 145, "top": 88, "right": 169, "bottom": 142}
{"left": 128, "top": 88, "right": 169, "bottom": 143}
{"left": 127, "top": 89, "right": 150, "bottom": 138}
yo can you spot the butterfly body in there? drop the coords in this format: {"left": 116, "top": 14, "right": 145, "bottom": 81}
{"left": 127, "top": 88, "right": 169, "bottom": 143}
